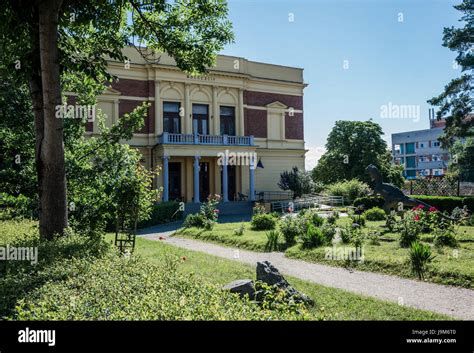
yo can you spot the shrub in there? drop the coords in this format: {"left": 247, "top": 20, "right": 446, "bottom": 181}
{"left": 137, "top": 201, "right": 182, "bottom": 228}
{"left": 251, "top": 214, "right": 276, "bottom": 231}
{"left": 301, "top": 224, "right": 326, "bottom": 248}
{"left": 183, "top": 195, "right": 220, "bottom": 230}
{"left": 265, "top": 230, "right": 280, "bottom": 252}
{"left": 409, "top": 195, "right": 474, "bottom": 213}
{"left": 350, "top": 214, "right": 366, "bottom": 227}
{"left": 324, "top": 180, "right": 371, "bottom": 203}
{"left": 353, "top": 196, "right": 385, "bottom": 210}
{"left": 278, "top": 166, "right": 315, "bottom": 199}
{"left": 409, "top": 241, "right": 435, "bottom": 280}
{"left": 321, "top": 224, "right": 336, "bottom": 243}
{"left": 253, "top": 203, "right": 266, "bottom": 215}
{"left": 183, "top": 213, "right": 206, "bottom": 228}
{"left": 311, "top": 213, "right": 324, "bottom": 227}
{"left": 367, "top": 231, "right": 381, "bottom": 245}
{"left": 363, "top": 207, "right": 386, "bottom": 221}
{"left": 385, "top": 211, "right": 397, "bottom": 232}
{"left": 338, "top": 226, "right": 352, "bottom": 244}
{"left": 326, "top": 211, "right": 339, "bottom": 225}
{"left": 0, "top": 193, "right": 37, "bottom": 220}
{"left": 397, "top": 216, "right": 421, "bottom": 248}
{"left": 433, "top": 227, "right": 458, "bottom": 248}
{"left": 233, "top": 223, "right": 246, "bottom": 236}
{"left": 279, "top": 217, "right": 304, "bottom": 245}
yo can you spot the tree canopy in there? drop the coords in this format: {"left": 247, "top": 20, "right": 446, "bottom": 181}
{"left": 0, "top": 0, "right": 234, "bottom": 239}
{"left": 428, "top": 0, "right": 474, "bottom": 146}
{"left": 312, "top": 120, "right": 404, "bottom": 187}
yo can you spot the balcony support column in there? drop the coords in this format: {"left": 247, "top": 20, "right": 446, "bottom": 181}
{"left": 249, "top": 158, "right": 255, "bottom": 201}
{"left": 238, "top": 88, "right": 245, "bottom": 136}
{"left": 185, "top": 84, "right": 191, "bottom": 134}
{"left": 162, "top": 155, "right": 169, "bottom": 202}
{"left": 193, "top": 155, "right": 200, "bottom": 203}
{"left": 222, "top": 155, "right": 229, "bottom": 202}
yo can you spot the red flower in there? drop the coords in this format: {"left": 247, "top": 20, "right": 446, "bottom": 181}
{"left": 214, "top": 209, "right": 219, "bottom": 213}
{"left": 414, "top": 215, "right": 420, "bottom": 221}
{"left": 429, "top": 207, "right": 437, "bottom": 212}
{"left": 417, "top": 204, "right": 425, "bottom": 209}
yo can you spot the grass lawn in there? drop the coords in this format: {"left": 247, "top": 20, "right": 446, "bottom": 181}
{"left": 176, "top": 216, "right": 474, "bottom": 288}
{"left": 128, "top": 235, "right": 451, "bottom": 320}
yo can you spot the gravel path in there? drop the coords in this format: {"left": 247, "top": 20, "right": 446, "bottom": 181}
{"left": 139, "top": 225, "right": 474, "bottom": 320}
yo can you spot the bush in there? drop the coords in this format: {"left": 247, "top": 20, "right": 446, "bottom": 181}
{"left": 265, "top": 230, "right": 280, "bottom": 252}
{"left": 326, "top": 211, "right": 339, "bottom": 225}
{"left": 353, "top": 196, "right": 385, "bottom": 210}
{"left": 233, "top": 223, "right": 245, "bottom": 236}
{"left": 397, "top": 217, "right": 421, "bottom": 248}
{"left": 279, "top": 217, "right": 304, "bottom": 245}
{"left": 301, "top": 224, "right": 326, "bottom": 249}
{"left": 433, "top": 227, "right": 458, "bottom": 248}
{"left": 251, "top": 214, "right": 277, "bottom": 231}
{"left": 0, "top": 193, "right": 37, "bottom": 220}
{"left": 363, "top": 207, "right": 386, "bottom": 221}
{"left": 182, "top": 196, "right": 220, "bottom": 230}
{"left": 253, "top": 203, "right": 266, "bottom": 215}
{"left": 350, "top": 214, "right": 366, "bottom": 227}
{"left": 321, "top": 224, "right": 336, "bottom": 243}
{"left": 311, "top": 213, "right": 325, "bottom": 227}
{"left": 324, "top": 180, "right": 371, "bottom": 203}
{"left": 138, "top": 201, "right": 182, "bottom": 228}
{"left": 183, "top": 213, "right": 206, "bottom": 229}
{"left": 338, "top": 226, "right": 352, "bottom": 244}
{"left": 409, "top": 241, "right": 435, "bottom": 280}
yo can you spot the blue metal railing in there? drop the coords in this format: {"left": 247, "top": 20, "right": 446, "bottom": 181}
{"left": 157, "top": 132, "right": 254, "bottom": 146}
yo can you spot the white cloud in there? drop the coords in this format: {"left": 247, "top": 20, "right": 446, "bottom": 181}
{"left": 305, "top": 146, "right": 326, "bottom": 171}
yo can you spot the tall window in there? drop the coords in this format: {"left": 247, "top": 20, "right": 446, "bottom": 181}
{"left": 163, "top": 102, "right": 181, "bottom": 134}
{"left": 220, "top": 106, "right": 235, "bottom": 135}
{"left": 192, "top": 104, "right": 209, "bottom": 135}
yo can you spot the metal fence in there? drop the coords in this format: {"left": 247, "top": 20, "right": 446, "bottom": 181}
{"left": 403, "top": 176, "right": 474, "bottom": 197}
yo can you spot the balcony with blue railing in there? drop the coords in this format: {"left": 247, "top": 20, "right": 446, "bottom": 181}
{"left": 157, "top": 132, "right": 255, "bottom": 146}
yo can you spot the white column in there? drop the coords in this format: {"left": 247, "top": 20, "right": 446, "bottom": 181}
{"left": 222, "top": 155, "right": 228, "bottom": 202}
{"left": 193, "top": 155, "right": 200, "bottom": 203}
{"left": 162, "top": 155, "right": 169, "bottom": 201}
{"left": 249, "top": 158, "right": 255, "bottom": 201}
{"left": 238, "top": 88, "right": 245, "bottom": 136}
{"left": 154, "top": 80, "right": 161, "bottom": 136}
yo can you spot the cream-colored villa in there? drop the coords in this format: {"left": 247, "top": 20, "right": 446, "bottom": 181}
{"left": 88, "top": 47, "right": 307, "bottom": 203}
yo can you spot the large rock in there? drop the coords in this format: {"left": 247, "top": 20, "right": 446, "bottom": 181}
{"left": 222, "top": 279, "right": 255, "bottom": 299}
{"left": 256, "top": 261, "right": 314, "bottom": 305}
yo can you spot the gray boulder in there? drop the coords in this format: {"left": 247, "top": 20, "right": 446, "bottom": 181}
{"left": 222, "top": 279, "right": 255, "bottom": 299}
{"left": 256, "top": 261, "right": 314, "bottom": 305}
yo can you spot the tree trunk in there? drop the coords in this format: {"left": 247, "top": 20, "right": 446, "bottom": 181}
{"left": 37, "top": 0, "right": 67, "bottom": 239}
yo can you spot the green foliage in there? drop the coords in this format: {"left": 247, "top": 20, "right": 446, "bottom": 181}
{"left": 279, "top": 216, "right": 305, "bottom": 245}
{"left": 410, "top": 195, "right": 470, "bottom": 213}
{"left": 254, "top": 281, "right": 309, "bottom": 313}
{"left": 397, "top": 216, "right": 421, "bottom": 248}
{"left": 251, "top": 214, "right": 277, "bottom": 231}
{"left": 385, "top": 211, "right": 397, "bottom": 232}
{"left": 320, "top": 223, "right": 336, "bottom": 244}
{"left": 338, "top": 226, "right": 352, "bottom": 244}
{"left": 252, "top": 203, "right": 266, "bottom": 215}
{"left": 428, "top": 0, "right": 474, "bottom": 145}
{"left": 363, "top": 207, "right": 386, "bottom": 221}
{"left": 264, "top": 230, "right": 280, "bottom": 252}
{"left": 0, "top": 194, "right": 37, "bottom": 220}
{"left": 312, "top": 120, "right": 404, "bottom": 187}
{"left": 433, "top": 227, "right": 458, "bottom": 248}
{"left": 353, "top": 196, "right": 385, "bottom": 210}
{"left": 326, "top": 211, "right": 340, "bottom": 225}
{"left": 310, "top": 212, "right": 325, "bottom": 227}
{"left": 301, "top": 224, "right": 326, "bottom": 249}
{"left": 233, "top": 223, "right": 246, "bottom": 236}
{"left": 324, "top": 180, "right": 371, "bottom": 203}
{"left": 448, "top": 138, "right": 474, "bottom": 181}
{"left": 138, "top": 201, "right": 183, "bottom": 228}
{"left": 278, "top": 167, "right": 315, "bottom": 198}
{"left": 350, "top": 214, "right": 366, "bottom": 227}
{"left": 409, "top": 241, "right": 435, "bottom": 280}
{"left": 183, "top": 196, "right": 220, "bottom": 230}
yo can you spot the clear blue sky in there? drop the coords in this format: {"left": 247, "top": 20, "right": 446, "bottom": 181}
{"left": 220, "top": 0, "right": 462, "bottom": 168}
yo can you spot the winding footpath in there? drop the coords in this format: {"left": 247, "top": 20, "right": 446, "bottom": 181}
{"left": 138, "top": 221, "right": 474, "bottom": 320}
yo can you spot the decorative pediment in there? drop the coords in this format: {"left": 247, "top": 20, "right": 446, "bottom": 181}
{"left": 265, "top": 101, "right": 288, "bottom": 109}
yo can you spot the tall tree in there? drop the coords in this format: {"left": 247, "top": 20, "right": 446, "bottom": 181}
{"left": 0, "top": 0, "right": 233, "bottom": 239}
{"left": 312, "top": 120, "right": 404, "bottom": 187}
{"left": 428, "top": 0, "right": 474, "bottom": 146}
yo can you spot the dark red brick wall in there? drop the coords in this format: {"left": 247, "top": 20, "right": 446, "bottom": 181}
{"left": 119, "top": 100, "right": 154, "bottom": 134}
{"left": 285, "top": 112, "right": 304, "bottom": 140}
{"left": 111, "top": 78, "right": 154, "bottom": 97}
{"left": 244, "top": 108, "right": 267, "bottom": 138}
{"left": 243, "top": 90, "right": 303, "bottom": 110}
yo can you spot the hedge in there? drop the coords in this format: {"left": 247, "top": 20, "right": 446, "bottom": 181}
{"left": 354, "top": 195, "right": 474, "bottom": 213}
{"left": 137, "top": 201, "right": 183, "bottom": 228}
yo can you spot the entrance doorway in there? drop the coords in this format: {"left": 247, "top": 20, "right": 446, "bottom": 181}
{"left": 221, "top": 165, "right": 236, "bottom": 201}
{"left": 199, "top": 162, "right": 210, "bottom": 201}
{"left": 168, "top": 162, "right": 181, "bottom": 201}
